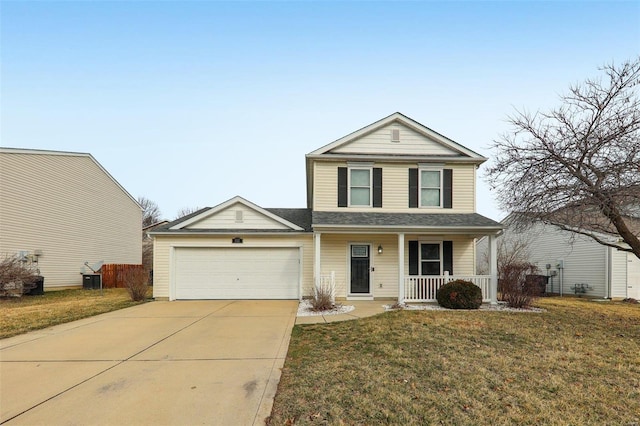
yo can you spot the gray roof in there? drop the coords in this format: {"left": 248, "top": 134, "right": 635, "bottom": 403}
{"left": 312, "top": 211, "right": 503, "bottom": 229}
{"left": 265, "top": 208, "right": 312, "bottom": 231}
{"left": 151, "top": 208, "right": 501, "bottom": 234}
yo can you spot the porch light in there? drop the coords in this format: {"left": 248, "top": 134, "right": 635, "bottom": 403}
{"left": 378, "top": 245, "right": 383, "bottom": 254}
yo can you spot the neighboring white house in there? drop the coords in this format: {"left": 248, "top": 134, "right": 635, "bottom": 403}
{"left": 0, "top": 148, "right": 142, "bottom": 288}
{"left": 477, "top": 218, "right": 640, "bottom": 300}
{"left": 150, "top": 113, "right": 504, "bottom": 302}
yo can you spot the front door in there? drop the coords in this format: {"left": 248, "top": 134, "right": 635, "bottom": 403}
{"left": 350, "top": 244, "right": 370, "bottom": 294}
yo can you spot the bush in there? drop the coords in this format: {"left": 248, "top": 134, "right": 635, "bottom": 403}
{"left": 499, "top": 262, "right": 541, "bottom": 309}
{"left": 436, "top": 279, "right": 482, "bottom": 309}
{"left": 310, "top": 283, "right": 337, "bottom": 312}
{"left": 0, "top": 256, "right": 39, "bottom": 297}
{"left": 123, "top": 267, "right": 149, "bottom": 301}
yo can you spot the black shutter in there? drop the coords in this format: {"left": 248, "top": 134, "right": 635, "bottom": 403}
{"left": 409, "top": 241, "right": 419, "bottom": 275}
{"left": 443, "top": 241, "right": 453, "bottom": 275}
{"left": 408, "top": 168, "right": 418, "bottom": 208}
{"left": 443, "top": 169, "right": 452, "bottom": 209}
{"left": 338, "top": 167, "right": 347, "bottom": 207}
{"left": 373, "top": 168, "right": 382, "bottom": 208}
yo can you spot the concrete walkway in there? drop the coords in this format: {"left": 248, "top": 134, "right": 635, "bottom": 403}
{"left": 295, "top": 301, "right": 388, "bottom": 325}
{"left": 0, "top": 300, "right": 297, "bottom": 426}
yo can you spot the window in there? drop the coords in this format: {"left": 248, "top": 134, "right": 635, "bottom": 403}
{"left": 420, "top": 242, "right": 441, "bottom": 275}
{"left": 420, "top": 169, "right": 441, "bottom": 207}
{"left": 349, "top": 168, "right": 371, "bottom": 206}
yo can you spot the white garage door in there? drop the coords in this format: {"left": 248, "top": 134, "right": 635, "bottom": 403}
{"left": 174, "top": 247, "right": 299, "bottom": 299}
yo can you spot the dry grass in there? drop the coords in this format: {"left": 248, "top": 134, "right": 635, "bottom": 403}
{"left": 0, "top": 288, "right": 150, "bottom": 339}
{"left": 269, "top": 298, "right": 640, "bottom": 425}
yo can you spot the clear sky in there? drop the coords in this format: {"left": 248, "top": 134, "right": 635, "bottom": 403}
{"left": 2, "top": 1, "right": 639, "bottom": 221}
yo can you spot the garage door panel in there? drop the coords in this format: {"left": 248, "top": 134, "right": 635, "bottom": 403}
{"left": 174, "top": 247, "right": 299, "bottom": 299}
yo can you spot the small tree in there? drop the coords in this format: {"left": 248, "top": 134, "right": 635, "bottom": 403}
{"left": 478, "top": 233, "right": 532, "bottom": 275}
{"left": 0, "top": 256, "right": 39, "bottom": 297}
{"left": 499, "top": 262, "right": 541, "bottom": 309}
{"left": 124, "top": 267, "right": 149, "bottom": 301}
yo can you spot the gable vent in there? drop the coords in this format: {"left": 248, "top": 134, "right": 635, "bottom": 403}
{"left": 391, "top": 129, "right": 400, "bottom": 142}
{"left": 235, "top": 210, "right": 243, "bottom": 223}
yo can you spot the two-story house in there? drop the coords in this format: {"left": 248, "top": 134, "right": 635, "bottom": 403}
{"left": 150, "top": 113, "right": 503, "bottom": 302}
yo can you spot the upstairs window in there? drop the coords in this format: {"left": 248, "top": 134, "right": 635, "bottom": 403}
{"left": 349, "top": 168, "right": 371, "bottom": 207}
{"left": 409, "top": 167, "right": 452, "bottom": 209}
{"left": 420, "top": 170, "right": 442, "bottom": 207}
{"left": 338, "top": 166, "right": 382, "bottom": 208}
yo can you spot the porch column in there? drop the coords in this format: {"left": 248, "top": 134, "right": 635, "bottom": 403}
{"left": 314, "top": 232, "right": 321, "bottom": 289}
{"left": 489, "top": 234, "right": 498, "bottom": 305}
{"left": 398, "top": 233, "right": 405, "bottom": 303}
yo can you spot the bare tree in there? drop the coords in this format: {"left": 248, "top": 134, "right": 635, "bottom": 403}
{"left": 478, "top": 232, "right": 532, "bottom": 275}
{"left": 138, "top": 196, "right": 163, "bottom": 227}
{"left": 486, "top": 57, "right": 640, "bottom": 259}
{"left": 174, "top": 206, "right": 203, "bottom": 220}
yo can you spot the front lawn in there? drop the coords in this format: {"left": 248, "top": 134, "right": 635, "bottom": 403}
{"left": 269, "top": 298, "right": 640, "bottom": 425}
{"left": 0, "top": 288, "right": 150, "bottom": 339}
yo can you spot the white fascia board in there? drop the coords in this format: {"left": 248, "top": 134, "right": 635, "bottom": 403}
{"left": 311, "top": 224, "right": 504, "bottom": 234}
{"left": 169, "top": 195, "right": 304, "bottom": 231}
{"left": 149, "top": 231, "right": 310, "bottom": 236}
{"left": 305, "top": 154, "right": 487, "bottom": 164}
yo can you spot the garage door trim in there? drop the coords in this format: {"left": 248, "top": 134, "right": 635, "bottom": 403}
{"left": 169, "top": 243, "right": 304, "bottom": 301}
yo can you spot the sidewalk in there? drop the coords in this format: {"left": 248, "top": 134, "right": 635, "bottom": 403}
{"left": 295, "top": 300, "right": 388, "bottom": 324}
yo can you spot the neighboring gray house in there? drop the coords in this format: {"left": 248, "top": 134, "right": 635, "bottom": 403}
{"left": 0, "top": 148, "right": 142, "bottom": 289}
{"left": 477, "top": 216, "right": 640, "bottom": 300}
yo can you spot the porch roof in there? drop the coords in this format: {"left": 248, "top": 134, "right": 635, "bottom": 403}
{"left": 312, "top": 211, "right": 503, "bottom": 234}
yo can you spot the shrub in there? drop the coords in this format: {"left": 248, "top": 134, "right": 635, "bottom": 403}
{"left": 310, "top": 283, "right": 337, "bottom": 312}
{"left": 436, "top": 279, "right": 482, "bottom": 309}
{"left": 0, "top": 256, "right": 39, "bottom": 297}
{"left": 123, "top": 267, "right": 149, "bottom": 301}
{"left": 499, "top": 262, "right": 541, "bottom": 309}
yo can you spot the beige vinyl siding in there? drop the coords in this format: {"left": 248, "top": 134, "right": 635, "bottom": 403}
{"left": 319, "top": 234, "right": 476, "bottom": 299}
{"left": 313, "top": 161, "right": 476, "bottom": 212}
{"left": 319, "top": 234, "right": 399, "bottom": 299}
{"left": 403, "top": 235, "right": 476, "bottom": 277}
{"left": 185, "top": 204, "right": 290, "bottom": 230}
{"left": 152, "top": 234, "right": 313, "bottom": 299}
{"left": 0, "top": 151, "right": 141, "bottom": 288}
{"left": 330, "top": 123, "right": 461, "bottom": 156}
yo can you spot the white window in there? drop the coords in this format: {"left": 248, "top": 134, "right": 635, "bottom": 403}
{"left": 420, "top": 242, "right": 441, "bottom": 275}
{"left": 420, "top": 169, "right": 442, "bottom": 207}
{"left": 349, "top": 168, "right": 372, "bottom": 207}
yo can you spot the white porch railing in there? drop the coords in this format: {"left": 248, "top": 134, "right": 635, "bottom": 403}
{"left": 404, "top": 275, "right": 491, "bottom": 303}
{"left": 316, "top": 271, "right": 336, "bottom": 302}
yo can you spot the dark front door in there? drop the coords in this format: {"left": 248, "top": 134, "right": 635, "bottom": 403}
{"left": 350, "top": 244, "right": 370, "bottom": 294}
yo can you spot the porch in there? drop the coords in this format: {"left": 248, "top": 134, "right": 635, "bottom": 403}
{"left": 320, "top": 272, "right": 492, "bottom": 303}
{"left": 313, "top": 231, "right": 499, "bottom": 304}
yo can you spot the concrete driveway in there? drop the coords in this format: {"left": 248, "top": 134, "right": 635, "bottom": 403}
{"left": 0, "top": 300, "right": 297, "bottom": 426}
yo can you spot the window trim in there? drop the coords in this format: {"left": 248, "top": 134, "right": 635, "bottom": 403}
{"left": 419, "top": 241, "right": 442, "bottom": 275}
{"left": 418, "top": 166, "right": 443, "bottom": 208}
{"left": 348, "top": 167, "right": 373, "bottom": 207}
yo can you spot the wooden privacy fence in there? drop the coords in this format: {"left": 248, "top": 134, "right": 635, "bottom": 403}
{"left": 100, "top": 264, "right": 145, "bottom": 288}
